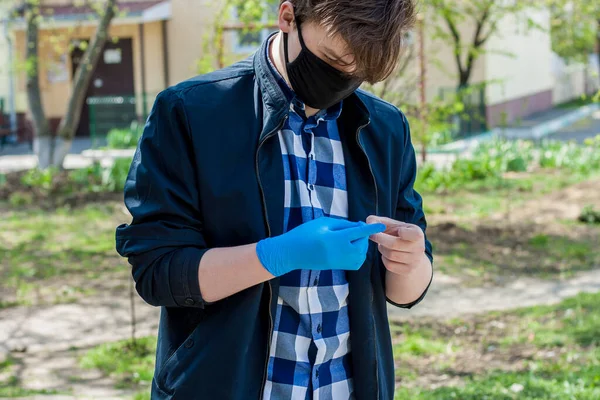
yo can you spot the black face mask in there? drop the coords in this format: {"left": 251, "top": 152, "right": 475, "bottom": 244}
{"left": 283, "top": 19, "right": 362, "bottom": 110}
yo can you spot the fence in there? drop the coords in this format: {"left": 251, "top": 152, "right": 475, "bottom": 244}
{"left": 438, "top": 85, "right": 488, "bottom": 139}
{"left": 87, "top": 93, "right": 158, "bottom": 148}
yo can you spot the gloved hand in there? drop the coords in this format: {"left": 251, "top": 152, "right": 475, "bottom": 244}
{"left": 256, "top": 217, "right": 386, "bottom": 277}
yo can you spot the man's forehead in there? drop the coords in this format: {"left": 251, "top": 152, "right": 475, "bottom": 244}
{"left": 315, "top": 25, "right": 354, "bottom": 61}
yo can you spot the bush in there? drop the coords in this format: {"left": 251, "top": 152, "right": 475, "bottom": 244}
{"left": 579, "top": 205, "right": 600, "bottom": 225}
{"left": 104, "top": 158, "right": 132, "bottom": 192}
{"left": 69, "top": 158, "right": 132, "bottom": 193}
{"left": 106, "top": 121, "right": 142, "bottom": 149}
{"left": 539, "top": 135, "right": 600, "bottom": 174}
{"left": 416, "top": 136, "right": 600, "bottom": 193}
{"left": 20, "top": 168, "right": 60, "bottom": 191}
{"left": 473, "top": 139, "right": 534, "bottom": 173}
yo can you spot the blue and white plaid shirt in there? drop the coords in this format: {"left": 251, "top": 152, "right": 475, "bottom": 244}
{"left": 263, "top": 39, "right": 355, "bottom": 400}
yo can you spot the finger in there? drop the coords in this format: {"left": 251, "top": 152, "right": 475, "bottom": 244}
{"left": 342, "top": 222, "right": 386, "bottom": 242}
{"left": 396, "top": 226, "right": 424, "bottom": 242}
{"left": 378, "top": 245, "right": 407, "bottom": 263}
{"left": 379, "top": 247, "right": 422, "bottom": 265}
{"left": 367, "top": 215, "right": 411, "bottom": 228}
{"left": 372, "top": 233, "right": 423, "bottom": 252}
{"left": 371, "top": 232, "right": 399, "bottom": 249}
{"left": 381, "top": 257, "right": 417, "bottom": 276}
{"left": 367, "top": 215, "right": 414, "bottom": 235}
{"left": 351, "top": 235, "right": 369, "bottom": 254}
{"left": 325, "top": 218, "right": 362, "bottom": 232}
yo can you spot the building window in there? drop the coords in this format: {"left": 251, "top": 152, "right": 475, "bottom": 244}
{"left": 233, "top": 0, "right": 279, "bottom": 54}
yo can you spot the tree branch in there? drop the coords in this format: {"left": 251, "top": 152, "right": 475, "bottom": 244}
{"left": 441, "top": 10, "right": 466, "bottom": 85}
{"left": 462, "top": 0, "right": 494, "bottom": 87}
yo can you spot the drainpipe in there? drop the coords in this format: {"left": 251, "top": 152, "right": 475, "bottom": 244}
{"left": 2, "top": 18, "right": 17, "bottom": 135}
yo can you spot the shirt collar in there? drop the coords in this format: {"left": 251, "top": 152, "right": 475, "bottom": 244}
{"left": 265, "top": 33, "right": 343, "bottom": 121}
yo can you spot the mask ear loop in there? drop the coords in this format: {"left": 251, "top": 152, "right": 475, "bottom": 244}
{"left": 283, "top": 15, "right": 305, "bottom": 65}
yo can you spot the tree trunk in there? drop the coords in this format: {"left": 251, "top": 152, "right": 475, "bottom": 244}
{"left": 596, "top": 19, "right": 600, "bottom": 88}
{"left": 54, "top": 0, "right": 118, "bottom": 167}
{"left": 24, "top": 1, "right": 53, "bottom": 169}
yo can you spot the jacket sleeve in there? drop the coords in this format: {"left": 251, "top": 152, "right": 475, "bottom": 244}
{"left": 115, "top": 89, "right": 209, "bottom": 308}
{"left": 388, "top": 111, "right": 434, "bottom": 309}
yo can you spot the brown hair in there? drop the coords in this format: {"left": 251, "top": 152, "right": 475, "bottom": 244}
{"left": 281, "top": 0, "right": 416, "bottom": 83}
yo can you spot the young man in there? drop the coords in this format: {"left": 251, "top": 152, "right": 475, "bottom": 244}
{"left": 116, "top": 1, "right": 433, "bottom": 399}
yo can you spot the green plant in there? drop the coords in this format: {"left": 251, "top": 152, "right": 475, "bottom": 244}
{"left": 69, "top": 162, "right": 104, "bottom": 187}
{"left": 8, "top": 192, "right": 34, "bottom": 206}
{"left": 20, "top": 167, "right": 60, "bottom": 190}
{"left": 579, "top": 205, "right": 600, "bottom": 224}
{"left": 538, "top": 136, "right": 600, "bottom": 174}
{"left": 106, "top": 121, "right": 142, "bottom": 149}
{"left": 103, "top": 158, "right": 132, "bottom": 192}
{"left": 474, "top": 139, "right": 534, "bottom": 173}
{"left": 80, "top": 336, "right": 157, "bottom": 388}
{"left": 0, "top": 173, "right": 6, "bottom": 188}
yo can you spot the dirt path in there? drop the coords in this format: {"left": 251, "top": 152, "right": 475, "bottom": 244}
{"left": 0, "top": 293, "right": 159, "bottom": 399}
{"left": 388, "top": 268, "right": 600, "bottom": 320}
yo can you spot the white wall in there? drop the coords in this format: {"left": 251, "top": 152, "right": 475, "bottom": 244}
{"left": 484, "top": 9, "right": 553, "bottom": 106}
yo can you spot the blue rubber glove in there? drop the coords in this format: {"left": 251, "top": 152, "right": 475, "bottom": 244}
{"left": 256, "top": 217, "right": 386, "bottom": 277}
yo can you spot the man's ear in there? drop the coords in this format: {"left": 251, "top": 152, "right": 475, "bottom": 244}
{"left": 278, "top": 1, "right": 295, "bottom": 33}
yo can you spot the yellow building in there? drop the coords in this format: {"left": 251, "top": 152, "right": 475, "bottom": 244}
{"left": 5, "top": 0, "right": 595, "bottom": 140}
{"left": 9, "top": 0, "right": 239, "bottom": 137}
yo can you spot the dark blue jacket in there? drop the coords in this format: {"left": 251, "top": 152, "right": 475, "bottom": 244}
{"left": 116, "top": 38, "right": 433, "bottom": 400}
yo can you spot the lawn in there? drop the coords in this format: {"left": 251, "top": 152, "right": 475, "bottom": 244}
{"left": 392, "top": 291, "right": 600, "bottom": 399}
{"left": 0, "top": 202, "right": 131, "bottom": 307}
{"left": 419, "top": 171, "right": 600, "bottom": 285}
{"left": 72, "top": 291, "right": 600, "bottom": 399}
{"left": 0, "top": 169, "right": 598, "bottom": 305}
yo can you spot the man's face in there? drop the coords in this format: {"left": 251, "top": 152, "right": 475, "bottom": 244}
{"left": 283, "top": 14, "right": 357, "bottom": 77}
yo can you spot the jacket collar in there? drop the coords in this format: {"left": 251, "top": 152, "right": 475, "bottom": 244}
{"left": 253, "top": 33, "right": 370, "bottom": 141}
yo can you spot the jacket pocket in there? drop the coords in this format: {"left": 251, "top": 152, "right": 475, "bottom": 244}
{"left": 154, "top": 322, "right": 203, "bottom": 394}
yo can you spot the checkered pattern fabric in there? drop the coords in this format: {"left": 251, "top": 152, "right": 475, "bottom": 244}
{"left": 261, "top": 75, "right": 355, "bottom": 399}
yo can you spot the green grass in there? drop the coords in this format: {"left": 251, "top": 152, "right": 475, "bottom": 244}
{"left": 0, "top": 380, "right": 63, "bottom": 398}
{"left": 419, "top": 170, "right": 597, "bottom": 219}
{"left": 556, "top": 96, "right": 595, "bottom": 109}
{"left": 0, "top": 356, "right": 65, "bottom": 397}
{"left": 393, "top": 327, "right": 451, "bottom": 358}
{"left": 0, "top": 203, "right": 127, "bottom": 307}
{"left": 133, "top": 391, "right": 151, "bottom": 400}
{"left": 79, "top": 336, "right": 157, "bottom": 389}
{"left": 499, "top": 292, "right": 600, "bottom": 348}
{"left": 395, "top": 364, "right": 600, "bottom": 399}
{"left": 393, "top": 292, "right": 600, "bottom": 399}
{"left": 528, "top": 234, "right": 592, "bottom": 262}
{"left": 428, "top": 221, "right": 599, "bottom": 284}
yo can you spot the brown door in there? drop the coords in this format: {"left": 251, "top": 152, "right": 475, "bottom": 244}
{"left": 71, "top": 38, "right": 136, "bottom": 136}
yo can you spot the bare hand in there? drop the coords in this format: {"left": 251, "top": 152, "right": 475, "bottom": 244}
{"left": 366, "top": 215, "right": 428, "bottom": 276}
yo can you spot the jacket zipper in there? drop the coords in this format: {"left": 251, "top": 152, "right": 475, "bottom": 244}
{"left": 356, "top": 120, "right": 380, "bottom": 400}
{"left": 257, "top": 115, "right": 288, "bottom": 399}
{"left": 356, "top": 120, "right": 379, "bottom": 217}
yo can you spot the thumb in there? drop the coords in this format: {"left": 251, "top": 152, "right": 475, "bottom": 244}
{"left": 342, "top": 222, "right": 386, "bottom": 242}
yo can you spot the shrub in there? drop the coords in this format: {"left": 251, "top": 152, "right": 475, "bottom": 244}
{"left": 579, "top": 205, "right": 600, "bottom": 225}
{"left": 416, "top": 137, "right": 600, "bottom": 193}
{"left": 9, "top": 192, "right": 34, "bottom": 206}
{"left": 103, "top": 158, "right": 132, "bottom": 192}
{"left": 20, "top": 168, "right": 60, "bottom": 191}
{"left": 106, "top": 121, "right": 142, "bottom": 149}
